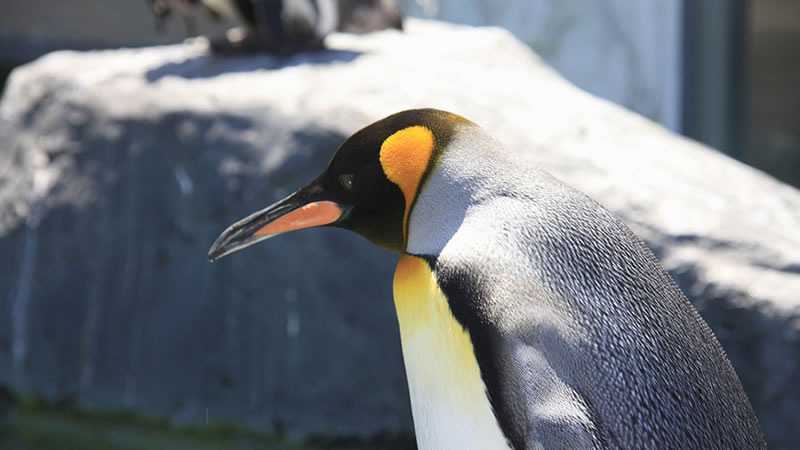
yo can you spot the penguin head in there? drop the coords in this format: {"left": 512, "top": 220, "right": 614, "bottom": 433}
{"left": 208, "top": 108, "right": 468, "bottom": 260}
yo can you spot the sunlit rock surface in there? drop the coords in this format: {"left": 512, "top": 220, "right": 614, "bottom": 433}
{"left": 0, "top": 19, "right": 798, "bottom": 447}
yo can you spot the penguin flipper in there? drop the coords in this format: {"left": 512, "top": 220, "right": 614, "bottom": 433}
{"left": 431, "top": 257, "right": 604, "bottom": 450}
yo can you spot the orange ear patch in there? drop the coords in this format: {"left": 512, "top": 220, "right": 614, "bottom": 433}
{"left": 379, "top": 126, "right": 435, "bottom": 237}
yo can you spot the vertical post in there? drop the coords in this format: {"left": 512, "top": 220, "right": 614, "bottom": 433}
{"left": 681, "top": 0, "right": 748, "bottom": 158}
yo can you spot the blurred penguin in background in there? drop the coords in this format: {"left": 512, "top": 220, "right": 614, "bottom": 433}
{"left": 148, "top": 0, "right": 403, "bottom": 54}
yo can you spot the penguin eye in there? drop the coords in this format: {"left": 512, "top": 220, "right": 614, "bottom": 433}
{"left": 338, "top": 173, "right": 355, "bottom": 191}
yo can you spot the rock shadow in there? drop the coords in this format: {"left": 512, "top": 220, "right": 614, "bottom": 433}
{"left": 145, "top": 48, "right": 362, "bottom": 82}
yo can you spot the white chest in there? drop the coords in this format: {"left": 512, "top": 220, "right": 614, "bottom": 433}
{"left": 393, "top": 256, "right": 511, "bottom": 450}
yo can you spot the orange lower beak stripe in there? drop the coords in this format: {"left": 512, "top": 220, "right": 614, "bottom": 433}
{"left": 254, "top": 200, "right": 343, "bottom": 238}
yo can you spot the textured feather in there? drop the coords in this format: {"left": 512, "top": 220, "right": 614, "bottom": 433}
{"left": 407, "top": 119, "right": 766, "bottom": 449}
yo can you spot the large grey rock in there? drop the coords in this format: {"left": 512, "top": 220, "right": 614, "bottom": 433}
{"left": 0, "top": 19, "right": 798, "bottom": 447}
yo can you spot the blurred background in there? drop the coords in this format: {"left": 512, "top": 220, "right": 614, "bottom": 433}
{"left": 2, "top": 0, "right": 798, "bottom": 186}
{"left": 0, "top": 0, "right": 798, "bottom": 449}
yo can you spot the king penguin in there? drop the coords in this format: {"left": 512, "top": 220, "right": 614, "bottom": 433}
{"left": 208, "top": 109, "right": 766, "bottom": 449}
{"left": 149, "top": 0, "right": 402, "bottom": 54}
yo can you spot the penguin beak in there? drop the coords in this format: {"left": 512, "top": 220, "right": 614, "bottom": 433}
{"left": 208, "top": 184, "right": 347, "bottom": 261}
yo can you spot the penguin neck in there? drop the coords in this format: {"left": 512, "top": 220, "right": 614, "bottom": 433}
{"left": 405, "top": 125, "right": 511, "bottom": 257}
{"left": 393, "top": 255, "right": 511, "bottom": 450}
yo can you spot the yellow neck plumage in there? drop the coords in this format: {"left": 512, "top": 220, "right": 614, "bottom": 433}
{"left": 392, "top": 255, "right": 510, "bottom": 449}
